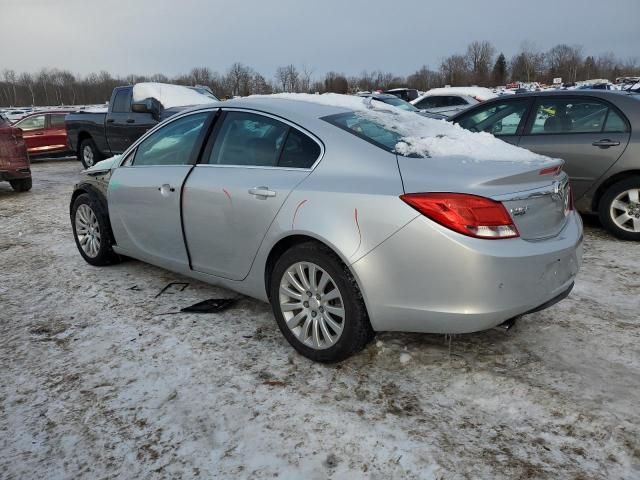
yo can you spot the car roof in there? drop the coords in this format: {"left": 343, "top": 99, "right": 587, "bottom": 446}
{"left": 183, "top": 97, "right": 354, "bottom": 121}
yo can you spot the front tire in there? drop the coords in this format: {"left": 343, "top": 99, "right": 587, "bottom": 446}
{"left": 9, "top": 177, "right": 32, "bottom": 192}
{"left": 78, "top": 138, "right": 101, "bottom": 169}
{"left": 269, "top": 242, "right": 374, "bottom": 363}
{"left": 71, "top": 193, "right": 119, "bottom": 266}
{"left": 598, "top": 177, "right": 640, "bottom": 241}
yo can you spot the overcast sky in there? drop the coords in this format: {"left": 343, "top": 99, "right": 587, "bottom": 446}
{"left": 1, "top": 0, "right": 639, "bottom": 78}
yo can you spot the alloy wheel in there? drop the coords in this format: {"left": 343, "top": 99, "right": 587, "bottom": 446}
{"left": 279, "top": 261, "right": 345, "bottom": 350}
{"left": 83, "top": 145, "right": 95, "bottom": 167}
{"left": 75, "top": 204, "right": 101, "bottom": 257}
{"left": 610, "top": 188, "right": 640, "bottom": 233}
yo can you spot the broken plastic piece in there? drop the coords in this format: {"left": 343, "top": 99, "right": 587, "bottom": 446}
{"left": 155, "top": 282, "right": 189, "bottom": 298}
{"left": 180, "top": 298, "right": 236, "bottom": 313}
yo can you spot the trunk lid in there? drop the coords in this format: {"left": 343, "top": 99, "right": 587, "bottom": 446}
{"left": 396, "top": 155, "right": 571, "bottom": 240}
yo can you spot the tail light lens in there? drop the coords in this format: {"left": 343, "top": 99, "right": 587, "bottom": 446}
{"left": 400, "top": 192, "right": 519, "bottom": 239}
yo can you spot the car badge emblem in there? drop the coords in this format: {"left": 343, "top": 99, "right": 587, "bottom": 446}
{"left": 510, "top": 206, "right": 529, "bottom": 216}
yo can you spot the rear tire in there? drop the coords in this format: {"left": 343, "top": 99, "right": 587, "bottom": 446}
{"left": 78, "top": 138, "right": 101, "bottom": 169}
{"left": 269, "top": 242, "right": 374, "bottom": 363}
{"left": 71, "top": 193, "right": 120, "bottom": 266}
{"left": 598, "top": 177, "right": 640, "bottom": 241}
{"left": 9, "top": 178, "right": 32, "bottom": 192}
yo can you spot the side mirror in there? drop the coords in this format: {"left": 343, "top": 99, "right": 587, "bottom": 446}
{"left": 131, "top": 97, "right": 161, "bottom": 120}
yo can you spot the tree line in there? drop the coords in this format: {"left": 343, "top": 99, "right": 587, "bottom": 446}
{"left": 1, "top": 41, "right": 639, "bottom": 107}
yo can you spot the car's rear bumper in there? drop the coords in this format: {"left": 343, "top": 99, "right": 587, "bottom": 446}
{"left": 352, "top": 212, "right": 583, "bottom": 334}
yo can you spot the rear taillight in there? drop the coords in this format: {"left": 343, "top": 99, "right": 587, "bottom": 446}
{"left": 400, "top": 192, "right": 519, "bottom": 239}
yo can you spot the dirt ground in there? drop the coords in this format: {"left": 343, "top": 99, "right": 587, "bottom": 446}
{"left": 1, "top": 160, "right": 638, "bottom": 480}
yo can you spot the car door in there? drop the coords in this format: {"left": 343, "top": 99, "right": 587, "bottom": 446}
{"left": 517, "top": 96, "right": 631, "bottom": 200}
{"left": 454, "top": 97, "right": 533, "bottom": 146}
{"left": 105, "top": 87, "right": 133, "bottom": 154}
{"left": 15, "top": 114, "right": 46, "bottom": 154}
{"left": 182, "top": 110, "right": 322, "bottom": 280}
{"left": 46, "top": 113, "right": 69, "bottom": 153}
{"left": 108, "top": 110, "right": 213, "bottom": 271}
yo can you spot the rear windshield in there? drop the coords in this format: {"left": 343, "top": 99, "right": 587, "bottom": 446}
{"left": 380, "top": 97, "right": 419, "bottom": 112}
{"left": 322, "top": 112, "right": 403, "bottom": 153}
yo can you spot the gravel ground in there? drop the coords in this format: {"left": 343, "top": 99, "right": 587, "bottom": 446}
{"left": 1, "top": 160, "right": 638, "bottom": 480}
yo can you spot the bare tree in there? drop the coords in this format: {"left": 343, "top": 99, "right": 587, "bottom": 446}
{"left": 466, "top": 41, "right": 496, "bottom": 85}
{"left": 440, "top": 55, "right": 470, "bottom": 86}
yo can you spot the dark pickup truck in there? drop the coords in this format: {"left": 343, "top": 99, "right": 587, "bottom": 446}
{"left": 66, "top": 85, "right": 188, "bottom": 168}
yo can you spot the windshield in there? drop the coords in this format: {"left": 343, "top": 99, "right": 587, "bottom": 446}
{"left": 378, "top": 96, "right": 419, "bottom": 112}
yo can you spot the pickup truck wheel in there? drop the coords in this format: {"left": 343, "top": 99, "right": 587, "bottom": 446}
{"left": 71, "top": 193, "right": 119, "bottom": 266}
{"left": 9, "top": 178, "right": 32, "bottom": 192}
{"left": 78, "top": 138, "right": 101, "bottom": 168}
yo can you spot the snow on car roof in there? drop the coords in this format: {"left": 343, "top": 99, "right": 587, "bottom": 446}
{"left": 253, "top": 93, "right": 553, "bottom": 164}
{"left": 133, "top": 83, "right": 217, "bottom": 109}
{"left": 419, "top": 87, "right": 498, "bottom": 101}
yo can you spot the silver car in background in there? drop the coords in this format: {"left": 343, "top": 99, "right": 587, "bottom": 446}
{"left": 70, "top": 96, "right": 583, "bottom": 362}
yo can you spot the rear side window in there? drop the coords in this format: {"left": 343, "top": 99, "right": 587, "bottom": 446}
{"left": 323, "top": 112, "right": 402, "bottom": 153}
{"left": 279, "top": 128, "right": 321, "bottom": 168}
{"left": 133, "top": 112, "right": 209, "bottom": 166}
{"left": 457, "top": 99, "right": 529, "bottom": 136}
{"left": 111, "top": 89, "right": 131, "bottom": 113}
{"left": 50, "top": 114, "right": 66, "bottom": 128}
{"left": 603, "top": 110, "right": 628, "bottom": 133}
{"left": 527, "top": 98, "right": 622, "bottom": 135}
{"left": 208, "top": 112, "right": 288, "bottom": 167}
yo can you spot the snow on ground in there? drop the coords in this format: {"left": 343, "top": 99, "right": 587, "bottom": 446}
{"left": 1, "top": 160, "right": 639, "bottom": 479}
{"left": 257, "top": 93, "right": 555, "bottom": 164}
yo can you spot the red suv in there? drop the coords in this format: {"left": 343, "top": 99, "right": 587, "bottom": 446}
{"left": 0, "top": 113, "right": 32, "bottom": 191}
{"left": 12, "top": 111, "right": 72, "bottom": 157}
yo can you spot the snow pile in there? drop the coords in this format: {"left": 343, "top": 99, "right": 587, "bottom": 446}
{"left": 420, "top": 87, "right": 498, "bottom": 101}
{"left": 257, "top": 93, "right": 553, "bottom": 164}
{"left": 133, "top": 83, "right": 217, "bottom": 109}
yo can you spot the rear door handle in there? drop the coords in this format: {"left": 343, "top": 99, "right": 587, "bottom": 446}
{"left": 106, "top": 119, "right": 115, "bottom": 124}
{"left": 158, "top": 184, "right": 176, "bottom": 195}
{"left": 248, "top": 187, "right": 276, "bottom": 198}
{"left": 126, "top": 119, "right": 135, "bottom": 124}
{"left": 592, "top": 139, "right": 620, "bottom": 148}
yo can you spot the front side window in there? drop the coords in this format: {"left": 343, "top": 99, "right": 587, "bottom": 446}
{"left": 527, "top": 98, "right": 614, "bottom": 135}
{"left": 457, "top": 99, "right": 529, "bottom": 136}
{"left": 133, "top": 112, "right": 209, "bottom": 166}
{"left": 208, "top": 112, "right": 288, "bottom": 167}
{"left": 111, "top": 89, "right": 131, "bottom": 113}
{"left": 16, "top": 115, "right": 45, "bottom": 131}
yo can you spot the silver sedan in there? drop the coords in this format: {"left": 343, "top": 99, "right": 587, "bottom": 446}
{"left": 70, "top": 95, "right": 583, "bottom": 362}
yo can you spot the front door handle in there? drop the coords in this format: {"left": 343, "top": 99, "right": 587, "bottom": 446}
{"left": 592, "top": 139, "right": 620, "bottom": 148}
{"left": 248, "top": 186, "right": 276, "bottom": 198}
{"left": 106, "top": 119, "right": 115, "bottom": 124}
{"left": 126, "top": 119, "right": 135, "bottom": 124}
